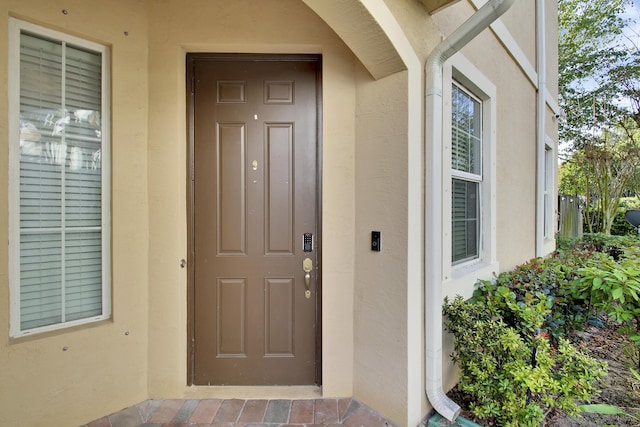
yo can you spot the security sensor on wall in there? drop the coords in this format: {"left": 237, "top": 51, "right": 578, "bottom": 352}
{"left": 553, "top": 109, "right": 566, "bottom": 121}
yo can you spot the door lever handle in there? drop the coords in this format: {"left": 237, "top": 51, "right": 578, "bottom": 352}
{"left": 302, "top": 257, "right": 313, "bottom": 299}
{"left": 304, "top": 271, "right": 311, "bottom": 287}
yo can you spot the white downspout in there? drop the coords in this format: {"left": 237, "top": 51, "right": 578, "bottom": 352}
{"left": 535, "top": 0, "right": 547, "bottom": 257}
{"left": 424, "top": 0, "right": 518, "bottom": 421}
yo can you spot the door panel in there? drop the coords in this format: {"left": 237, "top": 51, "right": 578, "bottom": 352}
{"left": 217, "top": 123, "right": 246, "bottom": 255}
{"left": 217, "top": 278, "right": 246, "bottom": 356}
{"left": 190, "top": 56, "right": 320, "bottom": 385}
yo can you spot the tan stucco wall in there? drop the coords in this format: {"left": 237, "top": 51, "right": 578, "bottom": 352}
{"left": 384, "top": 0, "right": 544, "bottom": 273}
{"left": 500, "top": 0, "right": 536, "bottom": 68}
{"left": 145, "top": 0, "right": 359, "bottom": 402}
{"left": 0, "top": 1, "right": 150, "bottom": 426}
{"left": 547, "top": 0, "right": 559, "bottom": 105}
{"left": 545, "top": 0, "right": 560, "bottom": 254}
{"left": 353, "top": 67, "right": 412, "bottom": 424}
{"left": 381, "top": 0, "right": 557, "bottom": 419}
{"left": 433, "top": 0, "right": 541, "bottom": 269}
{"left": 0, "top": 0, "right": 557, "bottom": 426}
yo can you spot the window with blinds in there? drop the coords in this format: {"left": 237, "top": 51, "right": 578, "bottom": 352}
{"left": 9, "top": 19, "right": 111, "bottom": 337}
{"left": 451, "top": 83, "right": 481, "bottom": 264}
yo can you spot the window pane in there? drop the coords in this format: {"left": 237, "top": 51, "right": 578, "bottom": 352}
{"left": 66, "top": 167, "right": 102, "bottom": 228}
{"left": 451, "top": 84, "right": 481, "bottom": 175}
{"left": 452, "top": 178, "right": 479, "bottom": 263}
{"left": 16, "top": 27, "right": 105, "bottom": 334}
{"left": 20, "top": 232, "right": 63, "bottom": 330}
{"left": 65, "top": 231, "right": 102, "bottom": 321}
{"left": 20, "top": 160, "right": 62, "bottom": 228}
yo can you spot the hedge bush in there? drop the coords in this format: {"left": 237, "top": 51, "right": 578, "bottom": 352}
{"left": 444, "top": 294, "right": 606, "bottom": 426}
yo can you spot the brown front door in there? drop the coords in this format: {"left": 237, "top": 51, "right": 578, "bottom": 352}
{"left": 188, "top": 55, "right": 321, "bottom": 385}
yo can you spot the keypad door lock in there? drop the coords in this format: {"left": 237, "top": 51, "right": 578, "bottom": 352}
{"left": 303, "top": 233, "right": 313, "bottom": 252}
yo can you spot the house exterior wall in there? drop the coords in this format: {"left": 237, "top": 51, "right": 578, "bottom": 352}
{"left": 546, "top": 0, "right": 559, "bottom": 107}
{"left": 353, "top": 67, "right": 412, "bottom": 423}
{"left": 0, "top": 1, "right": 557, "bottom": 426}
{"left": 376, "top": 0, "right": 558, "bottom": 419}
{"left": 144, "top": 0, "right": 359, "bottom": 400}
{"left": 429, "top": 0, "right": 541, "bottom": 272}
{"left": 0, "top": 1, "right": 150, "bottom": 426}
{"left": 546, "top": 0, "right": 560, "bottom": 259}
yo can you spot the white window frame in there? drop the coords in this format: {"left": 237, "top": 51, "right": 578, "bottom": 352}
{"left": 451, "top": 83, "right": 483, "bottom": 265}
{"left": 544, "top": 138, "right": 555, "bottom": 240}
{"left": 443, "top": 55, "right": 497, "bottom": 300}
{"left": 8, "top": 18, "right": 111, "bottom": 338}
{"left": 544, "top": 144, "right": 551, "bottom": 239}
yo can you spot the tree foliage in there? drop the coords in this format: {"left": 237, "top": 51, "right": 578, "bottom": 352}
{"left": 559, "top": 0, "right": 636, "bottom": 148}
{"left": 559, "top": 124, "right": 640, "bottom": 234}
{"left": 559, "top": 0, "right": 640, "bottom": 234}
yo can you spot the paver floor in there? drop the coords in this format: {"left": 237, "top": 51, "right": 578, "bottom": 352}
{"left": 82, "top": 398, "right": 399, "bottom": 427}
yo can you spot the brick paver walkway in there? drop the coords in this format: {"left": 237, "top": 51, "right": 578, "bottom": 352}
{"left": 82, "top": 398, "right": 399, "bottom": 427}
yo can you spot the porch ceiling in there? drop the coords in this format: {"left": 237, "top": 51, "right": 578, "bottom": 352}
{"left": 419, "top": 0, "right": 463, "bottom": 14}
{"left": 301, "top": 0, "right": 406, "bottom": 80}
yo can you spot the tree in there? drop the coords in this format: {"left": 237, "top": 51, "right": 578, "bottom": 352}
{"left": 559, "top": 125, "right": 640, "bottom": 234}
{"left": 559, "top": 0, "right": 632, "bottom": 148}
{"left": 559, "top": 0, "right": 640, "bottom": 234}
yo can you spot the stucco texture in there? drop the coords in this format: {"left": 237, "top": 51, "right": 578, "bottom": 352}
{"left": 144, "top": 0, "right": 360, "bottom": 400}
{"left": 0, "top": 1, "right": 150, "bottom": 426}
{"left": 0, "top": 1, "right": 557, "bottom": 426}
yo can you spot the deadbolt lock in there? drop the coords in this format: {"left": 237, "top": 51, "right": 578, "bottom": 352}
{"left": 303, "top": 257, "right": 312, "bottom": 273}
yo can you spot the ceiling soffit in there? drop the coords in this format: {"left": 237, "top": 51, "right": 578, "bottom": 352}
{"left": 301, "top": 0, "right": 406, "bottom": 80}
{"left": 419, "top": 0, "right": 463, "bottom": 14}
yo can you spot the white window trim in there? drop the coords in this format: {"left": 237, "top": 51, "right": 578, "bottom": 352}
{"left": 452, "top": 169, "right": 482, "bottom": 183}
{"left": 8, "top": 18, "right": 112, "bottom": 338}
{"left": 443, "top": 54, "right": 498, "bottom": 301}
{"left": 543, "top": 136, "right": 557, "bottom": 248}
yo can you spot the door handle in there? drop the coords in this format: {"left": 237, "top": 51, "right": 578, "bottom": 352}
{"left": 303, "top": 257, "right": 313, "bottom": 299}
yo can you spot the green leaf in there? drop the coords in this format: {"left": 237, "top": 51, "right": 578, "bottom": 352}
{"left": 579, "top": 404, "right": 628, "bottom": 416}
{"left": 611, "top": 287, "right": 624, "bottom": 301}
{"left": 593, "top": 277, "right": 603, "bottom": 288}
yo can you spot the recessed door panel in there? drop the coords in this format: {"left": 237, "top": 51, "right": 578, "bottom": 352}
{"left": 217, "top": 278, "right": 246, "bottom": 357}
{"left": 266, "top": 123, "right": 293, "bottom": 255}
{"left": 265, "top": 278, "right": 294, "bottom": 356}
{"left": 190, "top": 55, "right": 320, "bottom": 385}
{"left": 217, "top": 123, "right": 246, "bottom": 255}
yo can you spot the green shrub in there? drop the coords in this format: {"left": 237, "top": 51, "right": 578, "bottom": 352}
{"left": 444, "top": 295, "right": 607, "bottom": 427}
{"left": 619, "top": 198, "right": 640, "bottom": 211}
{"left": 556, "top": 233, "right": 582, "bottom": 251}
{"left": 611, "top": 211, "right": 638, "bottom": 236}
{"left": 580, "top": 233, "right": 638, "bottom": 258}
{"left": 473, "top": 251, "right": 594, "bottom": 342}
{"left": 576, "top": 254, "right": 640, "bottom": 368}
{"left": 442, "top": 234, "right": 640, "bottom": 425}
{"left": 618, "top": 197, "right": 640, "bottom": 236}
{"left": 583, "top": 197, "right": 640, "bottom": 236}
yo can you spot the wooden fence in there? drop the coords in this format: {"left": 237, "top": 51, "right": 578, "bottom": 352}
{"left": 558, "top": 195, "right": 583, "bottom": 239}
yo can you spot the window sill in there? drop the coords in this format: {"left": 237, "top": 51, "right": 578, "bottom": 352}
{"left": 543, "top": 237, "right": 557, "bottom": 257}
{"left": 9, "top": 315, "right": 112, "bottom": 342}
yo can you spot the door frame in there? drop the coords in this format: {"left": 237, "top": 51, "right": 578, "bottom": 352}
{"left": 185, "top": 53, "right": 323, "bottom": 386}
